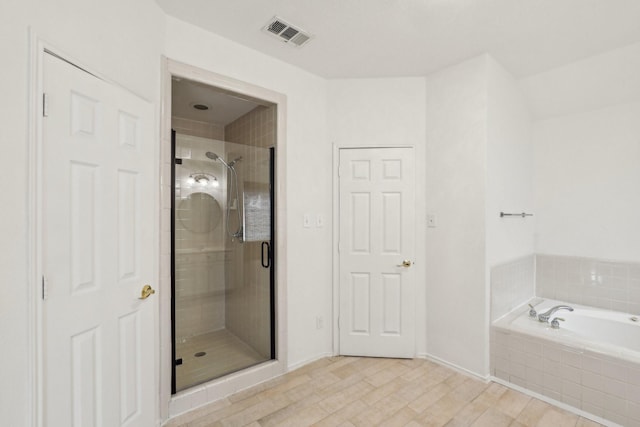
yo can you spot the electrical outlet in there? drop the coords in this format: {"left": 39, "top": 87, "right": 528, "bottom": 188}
{"left": 316, "top": 316, "right": 324, "bottom": 329}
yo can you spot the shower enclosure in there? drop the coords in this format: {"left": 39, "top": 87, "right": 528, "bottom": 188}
{"left": 171, "top": 132, "right": 274, "bottom": 392}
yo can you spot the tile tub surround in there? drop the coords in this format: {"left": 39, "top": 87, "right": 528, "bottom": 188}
{"left": 536, "top": 254, "right": 640, "bottom": 314}
{"left": 490, "top": 254, "right": 536, "bottom": 321}
{"left": 491, "top": 307, "right": 640, "bottom": 426}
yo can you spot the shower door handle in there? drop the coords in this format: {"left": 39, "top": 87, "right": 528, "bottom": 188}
{"left": 261, "top": 242, "right": 271, "bottom": 268}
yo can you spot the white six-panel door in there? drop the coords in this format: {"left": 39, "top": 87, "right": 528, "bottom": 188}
{"left": 339, "top": 147, "right": 415, "bottom": 358}
{"left": 41, "top": 53, "right": 156, "bottom": 426}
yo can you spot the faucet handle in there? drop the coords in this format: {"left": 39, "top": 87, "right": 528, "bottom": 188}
{"left": 528, "top": 304, "right": 537, "bottom": 318}
{"left": 550, "top": 317, "right": 565, "bottom": 329}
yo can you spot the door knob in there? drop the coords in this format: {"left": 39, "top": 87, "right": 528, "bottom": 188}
{"left": 139, "top": 284, "right": 155, "bottom": 300}
{"left": 397, "top": 260, "right": 413, "bottom": 267}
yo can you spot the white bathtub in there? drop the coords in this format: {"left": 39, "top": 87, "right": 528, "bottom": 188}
{"left": 505, "top": 298, "right": 640, "bottom": 361}
{"left": 492, "top": 298, "right": 640, "bottom": 426}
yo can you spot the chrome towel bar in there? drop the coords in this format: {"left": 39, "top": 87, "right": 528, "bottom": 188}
{"left": 500, "top": 212, "right": 533, "bottom": 218}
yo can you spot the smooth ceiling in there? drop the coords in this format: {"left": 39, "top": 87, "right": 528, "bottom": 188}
{"left": 156, "top": 0, "right": 640, "bottom": 79}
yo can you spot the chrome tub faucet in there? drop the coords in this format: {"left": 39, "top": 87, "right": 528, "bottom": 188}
{"left": 538, "top": 305, "right": 574, "bottom": 322}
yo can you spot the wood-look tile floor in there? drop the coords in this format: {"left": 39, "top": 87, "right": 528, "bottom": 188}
{"left": 165, "top": 356, "right": 605, "bottom": 427}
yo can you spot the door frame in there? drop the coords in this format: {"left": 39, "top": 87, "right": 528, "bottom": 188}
{"left": 160, "top": 58, "right": 288, "bottom": 420}
{"left": 332, "top": 144, "right": 426, "bottom": 357}
{"left": 27, "top": 34, "right": 160, "bottom": 427}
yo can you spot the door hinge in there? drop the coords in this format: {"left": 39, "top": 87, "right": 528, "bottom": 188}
{"left": 337, "top": 316, "right": 341, "bottom": 330}
{"left": 41, "top": 275, "right": 48, "bottom": 300}
{"left": 42, "top": 93, "right": 49, "bottom": 117}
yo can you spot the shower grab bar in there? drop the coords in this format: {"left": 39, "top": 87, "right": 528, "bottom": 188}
{"left": 500, "top": 212, "right": 533, "bottom": 218}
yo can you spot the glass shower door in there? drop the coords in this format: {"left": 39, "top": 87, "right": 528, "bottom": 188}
{"left": 172, "top": 134, "right": 274, "bottom": 392}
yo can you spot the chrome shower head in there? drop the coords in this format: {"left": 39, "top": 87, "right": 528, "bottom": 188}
{"left": 206, "top": 152, "right": 230, "bottom": 168}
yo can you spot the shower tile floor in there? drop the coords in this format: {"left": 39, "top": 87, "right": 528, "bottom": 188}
{"left": 176, "top": 329, "right": 266, "bottom": 392}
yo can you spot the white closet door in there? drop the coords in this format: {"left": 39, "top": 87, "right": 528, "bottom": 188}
{"left": 339, "top": 147, "right": 416, "bottom": 358}
{"left": 41, "top": 52, "right": 157, "bottom": 427}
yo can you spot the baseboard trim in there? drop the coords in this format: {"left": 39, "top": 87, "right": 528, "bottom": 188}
{"left": 417, "top": 352, "right": 490, "bottom": 383}
{"left": 286, "top": 352, "right": 334, "bottom": 372}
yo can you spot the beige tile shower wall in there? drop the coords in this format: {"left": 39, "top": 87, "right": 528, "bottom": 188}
{"left": 490, "top": 254, "right": 536, "bottom": 321}
{"left": 224, "top": 145, "right": 272, "bottom": 358}
{"left": 174, "top": 251, "right": 226, "bottom": 342}
{"left": 222, "top": 107, "right": 275, "bottom": 358}
{"left": 536, "top": 254, "right": 640, "bottom": 314}
{"left": 224, "top": 240, "right": 271, "bottom": 358}
{"left": 174, "top": 133, "right": 228, "bottom": 343}
{"left": 224, "top": 105, "right": 276, "bottom": 148}
{"left": 173, "top": 116, "right": 225, "bottom": 140}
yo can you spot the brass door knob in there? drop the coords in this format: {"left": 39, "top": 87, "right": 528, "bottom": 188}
{"left": 139, "top": 285, "right": 156, "bottom": 300}
{"left": 397, "top": 260, "right": 413, "bottom": 267}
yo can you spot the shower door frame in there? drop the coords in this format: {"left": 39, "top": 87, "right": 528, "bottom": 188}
{"left": 160, "top": 58, "right": 288, "bottom": 420}
{"left": 170, "top": 135, "right": 276, "bottom": 393}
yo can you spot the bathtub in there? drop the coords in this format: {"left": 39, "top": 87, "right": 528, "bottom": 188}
{"left": 507, "top": 299, "right": 640, "bottom": 360}
{"left": 491, "top": 298, "right": 640, "bottom": 426}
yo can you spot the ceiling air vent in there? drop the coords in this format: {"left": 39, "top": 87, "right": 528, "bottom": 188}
{"left": 263, "top": 16, "right": 313, "bottom": 47}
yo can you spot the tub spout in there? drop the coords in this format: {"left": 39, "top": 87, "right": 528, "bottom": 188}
{"left": 538, "top": 305, "right": 574, "bottom": 322}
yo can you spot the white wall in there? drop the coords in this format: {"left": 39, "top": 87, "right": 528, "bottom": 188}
{"left": 521, "top": 39, "right": 640, "bottom": 263}
{"left": 533, "top": 101, "right": 640, "bottom": 261}
{"left": 164, "top": 16, "right": 332, "bottom": 368}
{"left": 1, "top": 4, "right": 333, "bottom": 424}
{"left": 520, "top": 41, "right": 640, "bottom": 119}
{"left": 0, "top": 1, "right": 165, "bottom": 425}
{"left": 486, "top": 57, "right": 535, "bottom": 267}
{"left": 424, "top": 56, "right": 488, "bottom": 377}
{"left": 327, "top": 77, "right": 427, "bottom": 355}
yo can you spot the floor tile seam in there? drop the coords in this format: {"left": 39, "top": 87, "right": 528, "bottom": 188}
{"left": 371, "top": 399, "right": 420, "bottom": 423}
{"left": 399, "top": 367, "right": 436, "bottom": 382}
{"left": 314, "top": 373, "right": 369, "bottom": 396}
{"left": 211, "top": 394, "right": 289, "bottom": 424}
{"left": 451, "top": 400, "right": 493, "bottom": 425}
{"left": 256, "top": 392, "right": 326, "bottom": 424}
{"left": 363, "top": 375, "right": 398, "bottom": 389}
{"left": 406, "top": 384, "right": 456, "bottom": 414}
{"left": 361, "top": 383, "right": 409, "bottom": 407}
{"left": 257, "top": 374, "right": 313, "bottom": 396}
{"left": 449, "top": 385, "right": 486, "bottom": 403}
{"left": 309, "top": 357, "right": 361, "bottom": 376}
{"left": 255, "top": 403, "right": 324, "bottom": 427}
{"left": 218, "top": 395, "right": 293, "bottom": 427}
{"left": 317, "top": 383, "right": 377, "bottom": 414}
{"left": 311, "top": 400, "right": 371, "bottom": 427}
{"left": 170, "top": 399, "right": 234, "bottom": 425}
{"left": 495, "top": 397, "right": 533, "bottom": 422}
{"left": 414, "top": 392, "right": 470, "bottom": 424}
